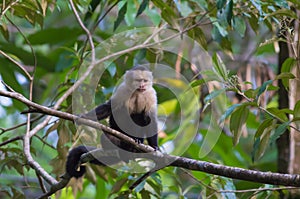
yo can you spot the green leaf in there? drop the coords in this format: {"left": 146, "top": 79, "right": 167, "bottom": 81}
{"left": 294, "top": 101, "right": 300, "bottom": 127}
{"left": 270, "top": 121, "right": 290, "bottom": 145}
{"left": 204, "top": 88, "right": 226, "bottom": 104}
{"left": 213, "top": 21, "right": 228, "bottom": 37}
{"left": 212, "top": 53, "right": 228, "bottom": 81}
{"left": 152, "top": 0, "right": 178, "bottom": 27}
{"left": 137, "top": 0, "right": 149, "bottom": 17}
{"left": 190, "top": 79, "right": 206, "bottom": 87}
{"left": 225, "top": 0, "right": 233, "bottom": 25}
{"left": 267, "top": 107, "right": 289, "bottom": 122}
{"left": 254, "top": 119, "right": 273, "bottom": 138}
{"left": 125, "top": 0, "right": 136, "bottom": 26}
{"left": 275, "top": 72, "right": 295, "bottom": 80}
{"left": 187, "top": 27, "right": 207, "bottom": 50}
{"left": 233, "top": 16, "right": 246, "bottom": 37}
{"left": 254, "top": 119, "right": 276, "bottom": 159}
{"left": 257, "top": 125, "right": 272, "bottom": 159}
{"left": 257, "top": 80, "right": 273, "bottom": 98}
{"left": 217, "top": 0, "right": 226, "bottom": 9}
{"left": 294, "top": 100, "right": 300, "bottom": 118}
{"left": 230, "top": 105, "right": 249, "bottom": 145}
{"left": 281, "top": 58, "right": 296, "bottom": 89}
{"left": 84, "top": 0, "right": 101, "bottom": 21}
{"left": 219, "top": 103, "right": 242, "bottom": 123}
{"left": 145, "top": 7, "right": 161, "bottom": 26}
{"left": 0, "top": 23, "right": 9, "bottom": 41}
{"left": 281, "top": 58, "right": 296, "bottom": 73}
{"left": 114, "top": 2, "right": 127, "bottom": 31}
{"left": 28, "top": 27, "right": 83, "bottom": 45}
{"left": 247, "top": 13, "right": 259, "bottom": 34}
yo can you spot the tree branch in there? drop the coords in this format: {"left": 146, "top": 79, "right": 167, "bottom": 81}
{"left": 1, "top": 88, "right": 300, "bottom": 198}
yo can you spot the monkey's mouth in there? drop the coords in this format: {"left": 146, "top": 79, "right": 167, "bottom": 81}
{"left": 137, "top": 88, "right": 146, "bottom": 92}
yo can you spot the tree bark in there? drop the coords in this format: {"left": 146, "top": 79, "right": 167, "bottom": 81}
{"left": 277, "top": 10, "right": 300, "bottom": 198}
{"left": 276, "top": 25, "right": 290, "bottom": 174}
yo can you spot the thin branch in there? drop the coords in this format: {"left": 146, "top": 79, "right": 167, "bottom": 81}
{"left": 5, "top": 15, "right": 37, "bottom": 76}
{"left": 23, "top": 135, "right": 58, "bottom": 185}
{"left": 35, "top": 170, "right": 47, "bottom": 194}
{"left": 129, "top": 169, "right": 160, "bottom": 190}
{"left": 0, "top": 135, "right": 23, "bottom": 147}
{"left": 218, "top": 186, "right": 299, "bottom": 194}
{"left": 0, "top": 49, "right": 32, "bottom": 80}
{"left": 69, "top": 0, "right": 95, "bottom": 64}
{"left": 0, "top": 115, "right": 43, "bottom": 135}
{"left": 33, "top": 135, "right": 56, "bottom": 150}
{"left": 1, "top": 80, "right": 15, "bottom": 92}
{"left": 92, "top": 1, "right": 118, "bottom": 33}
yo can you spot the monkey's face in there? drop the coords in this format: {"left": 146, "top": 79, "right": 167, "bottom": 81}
{"left": 125, "top": 70, "right": 153, "bottom": 92}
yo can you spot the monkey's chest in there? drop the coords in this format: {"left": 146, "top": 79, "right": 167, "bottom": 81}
{"left": 127, "top": 93, "right": 152, "bottom": 114}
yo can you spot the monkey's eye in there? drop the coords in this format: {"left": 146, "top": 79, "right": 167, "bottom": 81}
{"left": 135, "top": 79, "right": 148, "bottom": 83}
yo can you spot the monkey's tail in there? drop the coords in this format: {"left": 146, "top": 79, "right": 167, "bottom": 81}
{"left": 66, "top": 145, "right": 97, "bottom": 178}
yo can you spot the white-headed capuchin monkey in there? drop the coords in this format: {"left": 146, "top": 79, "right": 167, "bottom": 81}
{"left": 66, "top": 66, "right": 159, "bottom": 178}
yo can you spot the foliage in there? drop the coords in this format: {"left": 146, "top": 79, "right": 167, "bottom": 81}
{"left": 0, "top": 0, "right": 299, "bottom": 198}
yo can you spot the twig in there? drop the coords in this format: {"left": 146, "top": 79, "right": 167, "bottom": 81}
{"left": 0, "top": 135, "right": 23, "bottom": 147}
{"left": 0, "top": 50, "right": 32, "bottom": 80}
{"left": 129, "top": 169, "right": 160, "bottom": 190}
{"left": 35, "top": 170, "right": 48, "bottom": 194}
{"left": 69, "top": 0, "right": 95, "bottom": 64}
{"left": 0, "top": 115, "right": 43, "bottom": 135}
{"left": 1, "top": 80, "right": 15, "bottom": 92}
{"left": 92, "top": 1, "right": 118, "bottom": 33}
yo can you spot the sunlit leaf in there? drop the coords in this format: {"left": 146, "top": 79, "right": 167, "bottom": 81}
{"left": 125, "top": 0, "right": 136, "bottom": 26}
{"left": 145, "top": 7, "right": 161, "bottom": 26}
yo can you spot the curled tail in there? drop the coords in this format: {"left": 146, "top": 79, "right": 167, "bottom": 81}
{"left": 66, "top": 146, "right": 96, "bottom": 178}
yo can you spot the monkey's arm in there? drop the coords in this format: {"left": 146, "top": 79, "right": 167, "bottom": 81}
{"left": 80, "top": 100, "right": 112, "bottom": 121}
{"left": 66, "top": 146, "right": 98, "bottom": 178}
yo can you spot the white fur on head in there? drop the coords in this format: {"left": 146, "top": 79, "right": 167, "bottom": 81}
{"left": 124, "top": 68, "right": 153, "bottom": 91}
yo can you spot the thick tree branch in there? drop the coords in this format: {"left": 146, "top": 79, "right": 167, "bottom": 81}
{"left": 1, "top": 89, "right": 300, "bottom": 197}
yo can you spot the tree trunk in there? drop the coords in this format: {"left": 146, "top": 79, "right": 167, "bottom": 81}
{"left": 277, "top": 10, "right": 300, "bottom": 198}
{"left": 288, "top": 10, "right": 300, "bottom": 198}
